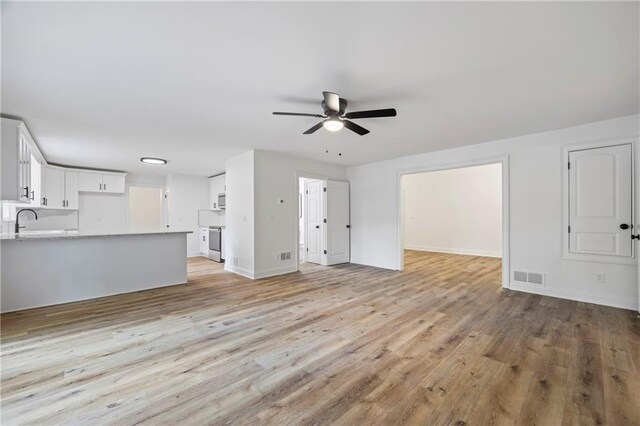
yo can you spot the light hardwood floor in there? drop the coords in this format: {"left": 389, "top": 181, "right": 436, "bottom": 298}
{"left": 1, "top": 251, "right": 639, "bottom": 425}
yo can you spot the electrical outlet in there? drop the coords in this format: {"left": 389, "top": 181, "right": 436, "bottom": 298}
{"left": 596, "top": 273, "right": 605, "bottom": 283}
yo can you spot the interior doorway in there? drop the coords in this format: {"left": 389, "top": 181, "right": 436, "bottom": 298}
{"left": 298, "top": 176, "right": 350, "bottom": 268}
{"left": 128, "top": 185, "right": 164, "bottom": 232}
{"left": 399, "top": 160, "right": 509, "bottom": 287}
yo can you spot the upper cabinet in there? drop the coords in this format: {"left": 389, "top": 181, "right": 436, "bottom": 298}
{"left": 209, "top": 174, "right": 226, "bottom": 210}
{"left": 79, "top": 171, "right": 125, "bottom": 194}
{"left": 41, "top": 166, "right": 79, "bottom": 210}
{"left": 2, "top": 118, "right": 127, "bottom": 209}
{"left": 1, "top": 118, "right": 45, "bottom": 205}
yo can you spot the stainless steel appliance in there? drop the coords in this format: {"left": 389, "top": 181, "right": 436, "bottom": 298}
{"left": 208, "top": 226, "right": 223, "bottom": 262}
{"left": 218, "top": 193, "right": 226, "bottom": 209}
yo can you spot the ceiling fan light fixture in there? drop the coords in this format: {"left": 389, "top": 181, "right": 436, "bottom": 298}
{"left": 323, "top": 119, "right": 344, "bottom": 132}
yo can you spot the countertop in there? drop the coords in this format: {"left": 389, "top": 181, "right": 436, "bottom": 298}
{"left": 0, "top": 230, "right": 193, "bottom": 241}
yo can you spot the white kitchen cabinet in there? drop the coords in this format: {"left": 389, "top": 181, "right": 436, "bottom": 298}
{"left": 1, "top": 118, "right": 45, "bottom": 204}
{"left": 209, "top": 174, "right": 226, "bottom": 210}
{"left": 30, "top": 155, "right": 42, "bottom": 207}
{"left": 42, "top": 166, "right": 79, "bottom": 210}
{"left": 78, "top": 172, "right": 103, "bottom": 192}
{"left": 42, "top": 166, "right": 65, "bottom": 209}
{"left": 199, "top": 227, "right": 209, "bottom": 256}
{"left": 102, "top": 174, "right": 125, "bottom": 193}
{"left": 65, "top": 171, "right": 79, "bottom": 209}
{"left": 79, "top": 171, "right": 126, "bottom": 194}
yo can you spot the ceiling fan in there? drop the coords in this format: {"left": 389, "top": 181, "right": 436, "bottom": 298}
{"left": 273, "top": 91, "right": 397, "bottom": 136}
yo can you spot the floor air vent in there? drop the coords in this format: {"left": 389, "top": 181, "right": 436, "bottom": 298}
{"left": 513, "top": 270, "right": 545, "bottom": 286}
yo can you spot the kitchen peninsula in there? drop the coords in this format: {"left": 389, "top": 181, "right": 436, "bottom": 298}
{"left": 1, "top": 230, "right": 192, "bottom": 312}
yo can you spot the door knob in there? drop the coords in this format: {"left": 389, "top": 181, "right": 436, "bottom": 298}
{"left": 315, "top": 225, "right": 319, "bottom": 229}
{"left": 620, "top": 223, "right": 630, "bottom": 230}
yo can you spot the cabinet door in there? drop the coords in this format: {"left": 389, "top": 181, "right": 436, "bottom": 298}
{"left": 209, "top": 178, "right": 218, "bottom": 210}
{"left": 43, "top": 167, "right": 65, "bottom": 209}
{"left": 65, "top": 171, "right": 79, "bottom": 210}
{"left": 79, "top": 172, "right": 103, "bottom": 192}
{"left": 18, "top": 135, "right": 31, "bottom": 203}
{"left": 30, "top": 155, "right": 41, "bottom": 207}
{"left": 102, "top": 174, "right": 125, "bottom": 194}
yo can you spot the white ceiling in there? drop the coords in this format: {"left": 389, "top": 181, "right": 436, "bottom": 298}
{"left": 2, "top": 1, "right": 638, "bottom": 176}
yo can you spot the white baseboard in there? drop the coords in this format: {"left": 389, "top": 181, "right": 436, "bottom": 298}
{"left": 224, "top": 264, "right": 255, "bottom": 279}
{"left": 404, "top": 245, "right": 502, "bottom": 258}
{"left": 509, "top": 281, "right": 638, "bottom": 311}
{"left": 224, "top": 263, "right": 298, "bottom": 280}
{"left": 187, "top": 251, "right": 204, "bottom": 258}
{"left": 253, "top": 265, "right": 298, "bottom": 279}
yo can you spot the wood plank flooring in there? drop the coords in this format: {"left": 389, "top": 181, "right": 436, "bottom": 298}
{"left": 1, "top": 250, "right": 639, "bottom": 425}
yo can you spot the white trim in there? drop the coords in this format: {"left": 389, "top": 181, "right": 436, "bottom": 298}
{"left": 404, "top": 245, "right": 502, "bottom": 258}
{"left": 224, "top": 263, "right": 255, "bottom": 279}
{"left": 397, "top": 155, "right": 511, "bottom": 289}
{"left": 510, "top": 281, "right": 638, "bottom": 311}
{"left": 561, "top": 137, "right": 638, "bottom": 266}
{"left": 187, "top": 251, "right": 203, "bottom": 258}
{"left": 254, "top": 265, "right": 297, "bottom": 279}
{"left": 294, "top": 171, "right": 337, "bottom": 272}
{"left": 224, "top": 263, "right": 297, "bottom": 280}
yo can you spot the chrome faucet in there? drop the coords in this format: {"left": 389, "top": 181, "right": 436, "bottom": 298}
{"left": 15, "top": 209, "right": 38, "bottom": 234}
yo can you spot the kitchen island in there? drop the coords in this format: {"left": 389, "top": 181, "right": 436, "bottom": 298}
{"left": 1, "top": 230, "right": 192, "bottom": 312}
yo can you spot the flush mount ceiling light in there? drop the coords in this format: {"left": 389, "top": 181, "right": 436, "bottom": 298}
{"left": 323, "top": 119, "right": 344, "bottom": 132}
{"left": 140, "top": 157, "right": 167, "bottom": 165}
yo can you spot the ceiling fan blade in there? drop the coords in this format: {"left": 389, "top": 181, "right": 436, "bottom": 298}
{"left": 303, "top": 121, "right": 324, "bottom": 134}
{"left": 345, "top": 108, "right": 397, "bottom": 119}
{"left": 273, "top": 112, "right": 324, "bottom": 118}
{"left": 322, "top": 91, "right": 340, "bottom": 112}
{"left": 343, "top": 120, "right": 370, "bottom": 136}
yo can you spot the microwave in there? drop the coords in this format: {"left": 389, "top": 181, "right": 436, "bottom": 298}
{"left": 217, "top": 193, "right": 226, "bottom": 209}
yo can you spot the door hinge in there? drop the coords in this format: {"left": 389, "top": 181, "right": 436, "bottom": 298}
{"left": 306, "top": 248, "right": 308, "bottom": 252}
{"left": 323, "top": 187, "right": 327, "bottom": 192}
{"left": 306, "top": 190, "right": 308, "bottom": 194}
{"left": 323, "top": 250, "right": 327, "bottom": 254}
{"left": 568, "top": 162, "right": 571, "bottom": 170}
{"left": 323, "top": 218, "right": 327, "bottom": 223}
{"left": 568, "top": 226, "right": 571, "bottom": 233}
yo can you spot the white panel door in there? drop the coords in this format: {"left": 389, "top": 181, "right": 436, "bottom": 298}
{"left": 65, "top": 171, "right": 79, "bottom": 210}
{"left": 43, "top": 166, "right": 65, "bottom": 209}
{"left": 324, "top": 180, "right": 350, "bottom": 265}
{"left": 304, "top": 180, "right": 322, "bottom": 264}
{"left": 569, "top": 144, "right": 632, "bottom": 257}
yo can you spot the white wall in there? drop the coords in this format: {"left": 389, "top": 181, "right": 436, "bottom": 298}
{"left": 224, "top": 150, "right": 347, "bottom": 279}
{"left": 1, "top": 203, "right": 78, "bottom": 233}
{"left": 403, "top": 163, "right": 502, "bottom": 257}
{"left": 225, "top": 150, "right": 255, "bottom": 277}
{"left": 348, "top": 114, "right": 640, "bottom": 310}
{"left": 253, "top": 150, "right": 347, "bottom": 278}
{"left": 166, "top": 174, "right": 210, "bottom": 256}
{"left": 78, "top": 193, "right": 126, "bottom": 234}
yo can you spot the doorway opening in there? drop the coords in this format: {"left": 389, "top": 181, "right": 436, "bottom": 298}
{"left": 297, "top": 176, "right": 351, "bottom": 269}
{"left": 399, "top": 160, "right": 508, "bottom": 288}
{"left": 128, "top": 185, "right": 164, "bottom": 232}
